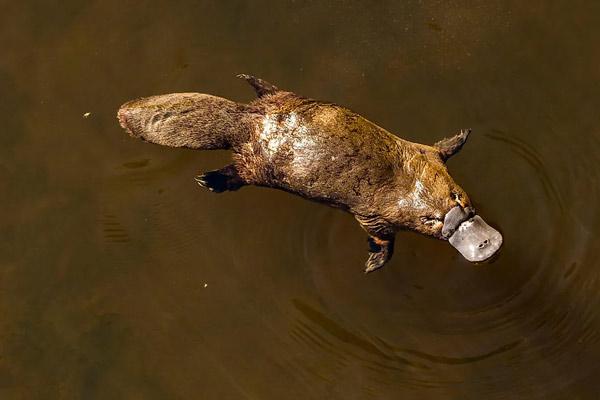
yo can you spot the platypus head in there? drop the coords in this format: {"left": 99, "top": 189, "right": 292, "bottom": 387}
{"left": 392, "top": 129, "right": 502, "bottom": 262}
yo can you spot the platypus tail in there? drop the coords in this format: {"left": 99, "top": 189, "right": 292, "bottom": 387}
{"left": 117, "top": 92, "right": 255, "bottom": 150}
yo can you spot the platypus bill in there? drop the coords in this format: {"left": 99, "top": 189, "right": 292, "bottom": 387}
{"left": 117, "top": 74, "right": 502, "bottom": 273}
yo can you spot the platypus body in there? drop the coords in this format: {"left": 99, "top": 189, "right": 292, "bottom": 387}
{"left": 118, "top": 75, "right": 502, "bottom": 272}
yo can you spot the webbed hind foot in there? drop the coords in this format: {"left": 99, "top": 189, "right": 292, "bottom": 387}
{"left": 195, "top": 164, "right": 245, "bottom": 193}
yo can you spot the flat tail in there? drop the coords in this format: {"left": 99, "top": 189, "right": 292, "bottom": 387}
{"left": 117, "top": 93, "right": 251, "bottom": 150}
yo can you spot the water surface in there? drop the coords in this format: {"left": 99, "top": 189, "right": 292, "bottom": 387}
{"left": 3, "top": 1, "right": 600, "bottom": 399}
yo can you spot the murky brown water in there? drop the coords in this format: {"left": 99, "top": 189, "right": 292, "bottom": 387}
{"left": 3, "top": 1, "right": 600, "bottom": 399}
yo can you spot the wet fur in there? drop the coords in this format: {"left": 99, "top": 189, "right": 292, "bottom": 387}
{"left": 118, "top": 76, "right": 472, "bottom": 272}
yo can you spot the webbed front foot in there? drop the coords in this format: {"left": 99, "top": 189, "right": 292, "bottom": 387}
{"left": 237, "top": 74, "right": 279, "bottom": 98}
{"left": 433, "top": 128, "right": 471, "bottom": 161}
{"left": 365, "top": 236, "right": 395, "bottom": 274}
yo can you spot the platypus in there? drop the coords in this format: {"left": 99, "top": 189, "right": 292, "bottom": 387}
{"left": 117, "top": 74, "right": 502, "bottom": 273}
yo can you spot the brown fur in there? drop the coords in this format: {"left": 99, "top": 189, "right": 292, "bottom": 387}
{"left": 117, "top": 76, "right": 472, "bottom": 272}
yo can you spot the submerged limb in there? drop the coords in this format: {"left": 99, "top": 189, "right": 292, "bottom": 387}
{"left": 195, "top": 164, "right": 246, "bottom": 193}
{"left": 365, "top": 235, "right": 395, "bottom": 273}
{"left": 354, "top": 214, "right": 396, "bottom": 273}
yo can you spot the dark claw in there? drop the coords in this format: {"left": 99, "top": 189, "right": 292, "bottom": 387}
{"left": 195, "top": 167, "right": 245, "bottom": 193}
{"left": 195, "top": 175, "right": 207, "bottom": 187}
{"left": 194, "top": 175, "right": 217, "bottom": 192}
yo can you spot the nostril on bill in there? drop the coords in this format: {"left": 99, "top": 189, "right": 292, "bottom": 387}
{"left": 448, "top": 215, "right": 503, "bottom": 262}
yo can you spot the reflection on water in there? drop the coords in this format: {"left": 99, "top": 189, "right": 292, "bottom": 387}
{"left": 3, "top": 1, "right": 600, "bottom": 399}
{"left": 486, "top": 129, "right": 564, "bottom": 212}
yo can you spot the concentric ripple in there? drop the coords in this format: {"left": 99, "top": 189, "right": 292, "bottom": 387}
{"left": 290, "top": 129, "right": 600, "bottom": 399}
